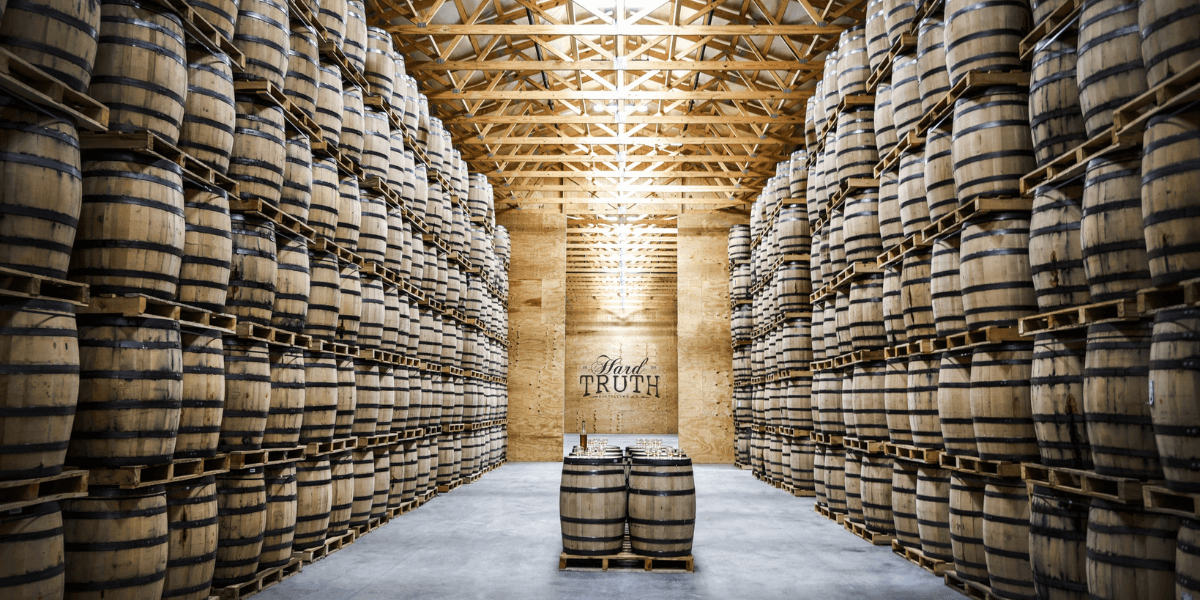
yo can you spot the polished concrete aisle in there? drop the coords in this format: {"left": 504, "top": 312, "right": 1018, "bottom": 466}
{"left": 256, "top": 462, "right": 964, "bottom": 600}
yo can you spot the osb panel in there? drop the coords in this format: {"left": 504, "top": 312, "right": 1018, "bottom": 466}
{"left": 676, "top": 213, "right": 741, "bottom": 463}
{"left": 501, "top": 213, "right": 566, "bottom": 462}
{"left": 565, "top": 307, "right": 678, "bottom": 434}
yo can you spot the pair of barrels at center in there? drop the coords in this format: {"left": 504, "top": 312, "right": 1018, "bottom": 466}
{"left": 560, "top": 456, "right": 695, "bottom": 558}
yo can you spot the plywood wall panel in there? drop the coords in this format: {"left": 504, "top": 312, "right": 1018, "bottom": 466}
{"left": 676, "top": 213, "right": 743, "bottom": 463}
{"left": 501, "top": 213, "right": 566, "bottom": 462}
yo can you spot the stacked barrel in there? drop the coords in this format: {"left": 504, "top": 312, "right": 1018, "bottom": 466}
{"left": 560, "top": 444, "right": 695, "bottom": 560}
{"left": 0, "top": 1, "right": 509, "bottom": 598}
{"left": 729, "top": 149, "right": 816, "bottom": 496}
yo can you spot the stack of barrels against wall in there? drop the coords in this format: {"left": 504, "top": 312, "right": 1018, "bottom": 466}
{"left": 730, "top": 0, "right": 1200, "bottom": 599}
{"left": 560, "top": 441, "right": 696, "bottom": 563}
{"left": 0, "top": 0, "right": 512, "bottom": 598}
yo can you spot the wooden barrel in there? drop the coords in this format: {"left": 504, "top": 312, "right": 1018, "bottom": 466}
{"left": 1149, "top": 306, "right": 1200, "bottom": 492}
{"left": 815, "top": 371, "right": 845, "bottom": 437}
{"left": 1076, "top": 0, "right": 1147, "bottom": 137}
{"left": 931, "top": 238, "right": 967, "bottom": 337}
{"left": 350, "top": 449, "right": 373, "bottom": 528}
{"left": 767, "top": 435, "right": 784, "bottom": 480}
{"left": 892, "top": 52, "right": 922, "bottom": 142}
{"left": 314, "top": 65, "right": 343, "bottom": 149}
{"left": 785, "top": 375, "right": 814, "bottom": 431}
{"left": 0, "top": 105, "right": 82, "bottom": 279}
{"left": 878, "top": 170, "right": 904, "bottom": 250}
{"left": 917, "top": 467, "right": 953, "bottom": 562}
{"left": 317, "top": 0, "right": 346, "bottom": 46}
{"left": 343, "top": 0, "right": 366, "bottom": 72}
{"left": 73, "top": 152, "right": 186, "bottom": 299}
{"left": 885, "top": 357, "right": 911, "bottom": 444}
{"left": 884, "top": 0, "right": 916, "bottom": 46}
{"left": 270, "top": 231, "right": 309, "bottom": 334}
{"left": 874, "top": 83, "right": 898, "bottom": 161}
{"left": 177, "top": 327, "right": 223, "bottom": 459}
{"left": 1137, "top": 0, "right": 1200, "bottom": 88}
{"left": 560, "top": 456, "right": 626, "bottom": 556}
{"left": 327, "top": 451, "right": 353, "bottom": 537}
{"left": 303, "top": 251, "right": 339, "bottom": 342}
{"left": 837, "top": 25, "right": 869, "bottom": 97}
{"left": 0, "top": 0, "right": 100, "bottom": 92}
{"left": 1031, "top": 332, "right": 1090, "bottom": 469}
{"left": 1028, "top": 485, "right": 1089, "bottom": 600}
{"left": 0, "top": 297, "right": 78, "bottom": 479}
{"left": 294, "top": 457, "right": 331, "bottom": 551}
{"left": 1084, "top": 321, "right": 1162, "bottom": 479}
{"left": 213, "top": 470, "right": 265, "bottom": 587}
{"left": 387, "top": 444, "right": 406, "bottom": 507}
{"left": 335, "top": 176, "right": 361, "bottom": 252}
{"left": 814, "top": 446, "right": 827, "bottom": 505}
{"left": 180, "top": 48, "right": 235, "bottom": 173}
{"left": 371, "top": 449, "right": 389, "bottom": 521}
{"left": 228, "top": 96, "right": 286, "bottom": 209}
{"left": 849, "top": 274, "right": 886, "bottom": 351}
{"left": 835, "top": 108, "right": 878, "bottom": 183}
{"left": 226, "top": 215, "right": 276, "bottom": 326}
{"left": 1029, "top": 38, "right": 1086, "bottom": 166}
{"left": 944, "top": 0, "right": 1029, "bottom": 86}
{"left": 917, "top": 17, "right": 951, "bottom": 112}
{"left": 845, "top": 451, "right": 864, "bottom": 522}
{"left": 852, "top": 362, "right": 889, "bottom": 442}
{"left": 63, "top": 486, "right": 168, "bottom": 599}
{"left": 883, "top": 265, "right": 907, "bottom": 344}
{"left": 377, "top": 369, "right": 395, "bottom": 433}
{"left": 860, "top": 455, "right": 894, "bottom": 534}
{"left": 177, "top": 180, "right": 232, "bottom": 312}
{"left": 71, "top": 315, "right": 181, "bottom": 467}
{"left": 357, "top": 276, "right": 384, "bottom": 350}
{"left": 232, "top": 0, "right": 289, "bottom": 89}
{"left": 0, "top": 501, "right": 65, "bottom": 599}
{"left": 1178, "top": 520, "right": 1200, "bottom": 600}
{"left": 340, "top": 85, "right": 365, "bottom": 163}
{"left": 908, "top": 354, "right": 942, "bottom": 448}
{"left": 361, "top": 108, "right": 390, "bottom": 182}
{"left": 358, "top": 190, "right": 387, "bottom": 267}
{"left": 923, "top": 129, "right": 957, "bottom": 223}
{"left": 1142, "top": 112, "right": 1200, "bottom": 287}
{"left": 1086, "top": 500, "right": 1178, "bottom": 599}
{"left": 337, "top": 264, "right": 362, "bottom": 347}
{"left": 824, "top": 451, "right": 847, "bottom": 514}
{"left": 309, "top": 157, "right": 339, "bottom": 240}
{"left": 836, "top": 292, "right": 853, "bottom": 356}
{"left": 351, "top": 360, "right": 378, "bottom": 436}
{"left": 952, "top": 88, "right": 1035, "bottom": 203}
{"left": 790, "top": 439, "right": 817, "bottom": 493}
{"left": 90, "top": 0, "right": 187, "bottom": 143}
{"left": 866, "top": 0, "right": 888, "bottom": 72}
{"left": 843, "top": 191, "right": 883, "bottom": 264}
{"left": 220, "top": 338, "right": 271, "bottom": 451}
{"left": 281, "top": 132, "right": 312, "bottom": 225}
{"left": 902, "top": 251, "right": 937, "bottom": 342}
{"left": 983, "top": 481, "right": 1036, "bottom": 599}
{"left": 285, "top": 23, "right": 319, "bottom": 120}
{"left": 960, "top": 213, "right": 1038, "bottom": 330}
{"left": 1030, "top": 185, "right": 1090, "bottom": 311}
{"left": 391, "top": 369, "right": 411, "bottom": 432}
{"left": 436, "top": 434, "right": 458, "bottom": 486}
{"left": 950, "top": 474, "right": 990, "bottom": 585}
{"left": 265, "top": 348, "right": 304, "bottom": 448}
{"left": 164, "top": 477, "right": 217, "bottom": 600}
{"left": 898, "top": 151, "right": 930, "bottom": 237}
{"left": 258, "top": 464, "right": 297, "bottom": 570}
{"left": 1081, "top": 157, "right": 1151, "bottom": 302}
{"left": 892, "top": 461, "right": 920, "bottom": 549}
{"left": 938, "top": 350, "right": 976, "bottom": 457}
{"left": 827, "top": 210, "right": 847, "bottom": 283}
{"left": 971, "top": 342, "right": 1038, "bottom": 463}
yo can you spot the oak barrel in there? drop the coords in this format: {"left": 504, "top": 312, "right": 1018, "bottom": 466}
{"left": 0, "top": 501, "right": 65, "bottom": 599}
{"left": 1084, "top": 321, "right": 1162, "bottom": 479}
{"left": 917, "top": 467, "right": 953, "bottom": 563}
{"left": 560, "top": 456, "right": 626, "bottom": 556}
{"left": 983, "top": 481, "right": 1036, "bottom": 600}
{"left": 177, "top": 180, "right": 232, "bottom": 312}
{"left": 265, "top": 347, "right": 304, "bottom": 448}
{"left": 259, "top": 464, "right": 297, "bottom": 570}
{"left": 1076, "top": 0, "right": 1147, "bottom": 136}
{"left": 1149, "top": 306, "right": 1200, "bottom": 492}
{"left": 1028, "top": 37, "right": 1087, "bottom": 165}
{"left": 220, "top": 338, "right": 271, "bottom": 451}
{"left": 0, "top": 0, "right": 100, "bottom": 92}
{"left": 892, "top": 460, "right": 920, "bottom": 549}
{"left": 950, "top": 475, "right": 990, "bottom": 585}
{"left": 1081, "top": 157, "right": 1151, "bottom": 302}
{"left": 1086, "top": 500, "right": 1178, "bottom": 599}
{"left": 327, "top": 451, "right": 353, "bottom": 537}
{"left": 294, "top": 457, "right": 331, "bottom": 551}
{"left": 177, "top": 326, "right": 224, "bottom": 459}
{"left": 959, "top": 213, "right": 1038, "bottom": 330}
{"left": 350, "top": 449, "right": 373, "bottom": 528}
{"left": 213, "top": 469, "right": 266, "bottom": 587}
{"left": 944, "top": 0, "right": 1030, "bottom": 86}
{"left": 1141, "top": 112, "right": 1200, "bottom": 287}
{"left": 164, "top": 476, "right": 218, "bottom": 600}
{"left": 232, "top": 0, "right": 289, "bottom": 88}
{"left": 971, "top": 342, "right": 1039, "bottom": 463}
{"left": 226, "top": 214, "right": 276, "bottom": 327}
{"left": 1031, "top": 332, "right": 1091, "bottom": 469}
{"left": 63, "top": 486, "right": 168, "bottom": 599}
{"left": 1028, "top": 485, "right": 1089, "bottom": 600}
{"left": 951, "top": 88, "right": 1036, "bottom": 203}
{"left": 938, "top": 350, "right": 976, "bottom": 457}
{"left": 228, "top": 97, "right": 286, "bottom": 209}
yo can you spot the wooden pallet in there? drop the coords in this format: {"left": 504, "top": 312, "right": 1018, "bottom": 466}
{"left": 293, "top": 530, "right": 356, "bottom": 565}
{"left": 425, "top": 425, "right": 444, "bottom": 437}
{"left": 143, "top": 0, "right": 245, "bottom": 71}
{"left": 386, "top": 500, "right": 418, "bottom": 519}
{"left": 885, "top": 443, "right": 943, "bottom": 465}
{"left": 0, "top": 265, "right": 89, "bottom": 306}
{"left": 1018, "top": 0, "right": 1083, "bottom": 61}
{"left": 892, "top": 539, "right": 950, "bottom": 575}
{"left": 1142, "top": 484, "right": 1200, "bottom": 519}
{"left": 1018, "top": 297, "right": 1141, "bottom": 336}
{"left": 815, "top": 502, "right": 846, "bottom": 524}
{"left": 922, "top": 197, "right": 1034, "bottom": 242}
{"left": 1021, "top": 463, "right": 1148, "bottom": 504}
{"left": 353, "top": 515, "right": 388, "bottom": 537}
{"left": 80, "top": 131, "right": 240, "bottom": 197}
{"left": 810, "top": 431, "right": 845, "bottom": 447}
{"left": 0, "top": 470, "right": 89, "bottom": 512}
{"left": 81, "top": 294, "right": 237, "bottom": 332}
{"left": 926, "top": 326, "right": 1023, "bottom": 353}
{"left": 0, "top": 47, "right": 109, "bottom": 131}
{"left": 939, "top": 454, "right": 1022, "bottom": 478}
{"left": 811, "top": 260, "right": 882, "bottom": 303}
{"left": 236, "top": 322, "right": 312, "bottom": 348}
{"left": 1137, "top": 279, "right": 1200, "bottom": 313}
{"left": 86, "top": 455, "right": 229, "bottom": 488}
{"left": 916, "top": 70, "right": 1031, "bottom": 135}
{"left": 436, "top": 478, "right": 463, "bottom": 493}
{"left": 1020, "top": 125, "right": 1134, "bottom": 195}
{"left": 1112, "top": 56, "right": 1200, "bottom": 144}
{"left": 866, "top": 34, "right": 918, "bottom": 93}
{"left": 559, "top": 534, "right": 694, "bottom": 573}
{"left": 876, "top": 230, "right": 931, "bottom": 268}
{"left": 811, "top": 349, "right": 886, "bottom": 372}
{"left": 307, "top": 337, "right": 355, "bottom": 357}
{"left": 875, "top": 130, "right": 925, "bottom": 177}
{"left": 844, "top": 518, "right": 895, "bottom": 546}
{"left": 945, "top": 570, "right": 1002, "bottom": 600}
{"left": 792, "top": 485, "right": 816, "bottom": 497}
{"left": 216, "top": 558, "right": 301, "bottom": 600}
{"left": 419, "top": 488, "right": 437, "bottom": 503}
{"left": 229, "top": 197, "right": 316, "bottom": 241}
{"left": 228, "top": 447, "right": 305, "bottom": 470}
{"left": 356, "top": 433, "right": 400, "bottom": 449}
{"left": 302, "top": 438, "right": 355, "bottom": 457}
{"left": 844, "top": 437, "right": 886, "bottom": 454}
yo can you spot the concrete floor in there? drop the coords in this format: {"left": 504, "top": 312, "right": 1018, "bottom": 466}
{"left": 257, "top": 451, "right": 963, "bottom": 600}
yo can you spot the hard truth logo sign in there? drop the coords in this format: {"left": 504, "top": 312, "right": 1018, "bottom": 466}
{"left": 578, "top": 354, "right": 661, "bottom": 398}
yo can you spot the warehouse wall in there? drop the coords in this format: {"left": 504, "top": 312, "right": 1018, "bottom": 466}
{"left": 501, "top": 212, "right": 566, "bottom": 461}
{"left": 677, "top": 213, "right": 739, "bottom": 463}
{"left": 565, "top": 306, "right": 678, "bottom": 434}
